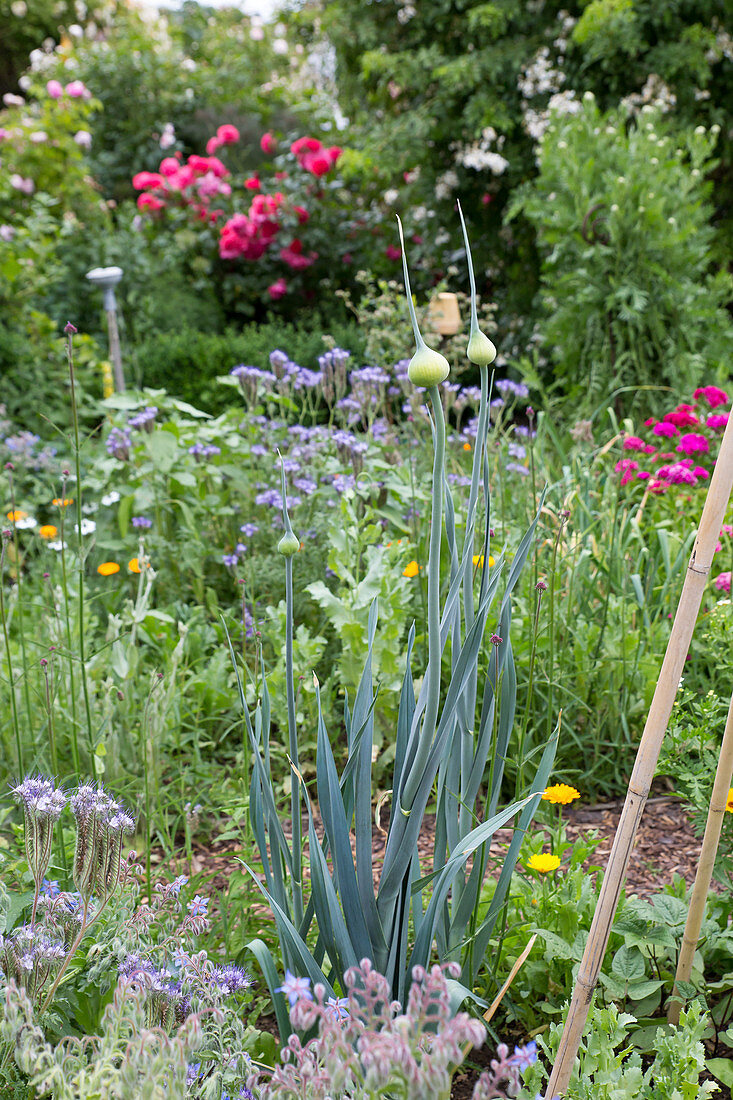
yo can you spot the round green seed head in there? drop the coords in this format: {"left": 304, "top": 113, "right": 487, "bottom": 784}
{"left": 467, "top": 330, "right": 497, "bottom": 367}
{"left": 277, "top": 531, "right": 300, "bottom": 557}
{"left": 407, "top": 345, "right": 450, "bottom": 388}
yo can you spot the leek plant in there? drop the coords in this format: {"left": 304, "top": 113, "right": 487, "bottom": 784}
{"left": 234, "top": 212, "right": 558, "bottom": 1036}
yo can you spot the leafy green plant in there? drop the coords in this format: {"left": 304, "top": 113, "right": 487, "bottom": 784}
{"left": 508, "top": 99, "right": 733, "bottom": 415}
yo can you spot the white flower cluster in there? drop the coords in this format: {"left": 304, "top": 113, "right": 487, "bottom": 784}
{"left": 707, "top": 26, "right": 733, "bottom": 63}
{"left": 518, "top": 46, "right": 565, "bottom": 99}
{"left": 397, "top": 1, "right": 416, "bottom": 24}
{"left": 524, "top": 90, "right": 581, "bottom": 142}
{"left": 454, "top": 126, "right": 509, "bottom": 175}
{"left": 621, "top": 73, "right": 677, "bottom": 115}
{"left": 434, "top": 169, "right": 459, "bottom": 200}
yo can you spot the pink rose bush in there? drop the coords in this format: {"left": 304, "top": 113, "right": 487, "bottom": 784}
{"left": 616, "top": 387, "right": 732, "bottom": 595}
{"left": 131, "top": 127, "right": 349, "bottom": 311}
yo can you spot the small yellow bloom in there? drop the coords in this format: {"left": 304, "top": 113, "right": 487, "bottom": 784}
{"left": 39, "top": 525, "right": 58, "bottom": 539}
{"left": 472, "top": 554, "right": 495, "bottom": 568}
{"left": 403, "top": 560, "right": 420, "bottom": 578}
{"left": 726, "top": 789, "right": 733, "bottom": 813}
{"left": 463, "top": 442, "right": 472, "bottom": 452}
{"left": 542, "top": 783, "right": 581, "bottom": 806}
{"left": 52, "top": 498, "right": 73, "bottom": 507}
{"left": 526, "top": 853, "right": 561, "bottom": 874}
{"left": 6, "top": 510, "right": 27, "bottom": 522}
{"left": 97, "top": 562, "right": 120, "bottom": 576}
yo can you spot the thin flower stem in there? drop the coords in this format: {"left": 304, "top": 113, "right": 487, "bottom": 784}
{"left": 285, "top": 554, "right": 303, "bottom": 927}
{"left": 516, "top": 589, "right": 543, "bottom": 798}
{"left": 58, "top": 508, "right": 81, "bottom": 780}
{"left": 401, "top": 385, "right": 445, "bottom": 812}
{"left": 0, "top": 539, "right": 23, "bottom": 773}
{"left": 7, "top": 486, "right": 35, "bottom": 750}
{"left": 66, "top": 330, "right": 96, "bottom": 781}
{"left": 40, "top": 894, "right": 110, "bottom": 1014}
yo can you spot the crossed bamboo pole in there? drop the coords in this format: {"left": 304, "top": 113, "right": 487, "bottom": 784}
{"left": 546, "top": 409, "right": 733, "bottom": 1098}
{"left": 668, "top": 687, "right": 733, "bottom": 1024}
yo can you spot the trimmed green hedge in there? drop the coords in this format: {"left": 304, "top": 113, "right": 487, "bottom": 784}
{"left": 130, "top": 320, "right": 367, "bottom": 413}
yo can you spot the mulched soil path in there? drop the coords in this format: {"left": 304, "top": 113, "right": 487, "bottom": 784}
{"left": 178, "top": 794, "right": 723, "bottom": 1098}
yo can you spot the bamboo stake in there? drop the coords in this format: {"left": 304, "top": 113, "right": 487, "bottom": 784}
{"left": 545, "top": 411, "right": 733, "bottom": 1098}
{"left": 668, "top": 686, "right": 733, "bottom": 1025}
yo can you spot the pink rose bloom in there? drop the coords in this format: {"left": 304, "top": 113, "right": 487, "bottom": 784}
{"left": 327, "top": 145, "right": 342, "bottom": 164}
{"left": 280, "top": 238, "right": 317, "bottom": 269}
{"left": 206, "top": 136, "right": 222, "bottom": 155}
{"left": 707, "top": 413, "right": 729, "bottom": 431}
{"left": 275, "top": 170, "right": 287, "bottom": 180}
{"left": 663, "top": 404, "right": 699, "bottom": 428}
{"left": 132, "top": 171, "right": 166, "bottom": 191}
{"left": 714, "top": 571, "right": 731, "bottom": 594}
{"left": 676, "top": 433, "right": 709, "bottom": 455}
{"left": 159, "top": 157, "right": 180, "bottom": 177}
{"left": 170, "top": 164, "right": 195, "bottom": 190}
{"left": 65, "top": 80, "right": 89, "bottom": 99}
{"left": 244, "top": 176, "right": 260, "bottom": 191}
{"left": 303, "top": 152, "right": 331, "bottom": 177}
{"left": 653, "top": 421, "right": 678, "bottom": 438}
{"left": 291, "top": 136, "right": 322, "bottom": 158}
{"left": 294, "top": 205, "right": 309, "bottom": 224}
{"left": 268, "top": 277, "right": 287, "bottom": 300}
{"left": 137, "top": 193, "right": 165, "bottom": 211}
{"left": 216, "top": 123, "right": 240, "bottom": 145}
{"left": 46, "top": 79, "right": 64, "bottom": 99}
{"left": 260, "top": 132, "right": 277, "bottom": 154}
{"left": 385, "top": 245, "right": 402, "bottom": 261}
{"left": 694, "top": 386, "right": 729, "bottom": 409}
{"left": 622, "top": 436, "right": 647, "bottom": 452}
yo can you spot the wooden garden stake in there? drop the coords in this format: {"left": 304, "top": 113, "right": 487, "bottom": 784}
{"left": 546, "top": 410, "right": 733, "bottom": 1098}
{"left": 668, "top": 686, "right": 733, "bottom": 1024}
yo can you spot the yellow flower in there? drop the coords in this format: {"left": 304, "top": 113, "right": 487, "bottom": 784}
{"left": 472, "top": 555, "right": 495, "bottom": 568}
{"left": 52, "top": 498, "right": 73, "bottom": 507}
{"left": 726, "top": 789, "right": 733, "bottom": 813}
{"left": 97, "top": 562, "right": 120, "bottom": 576}
{"left": 403, "top": 560, "right": 420, "bottom": 578}
{"left": 6, "top": 510, "right": 27, "bottom": 522}
{"left": 39, "top": 525, "right": 58, "bottom": 539}
{"left": 526, "top": 853, "right": 561, "bottom": 874}
{"left": 542, "top": 783, "right": 581, "bottom": 806}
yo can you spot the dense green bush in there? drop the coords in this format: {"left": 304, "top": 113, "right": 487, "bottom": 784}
{"left": 131, "top": 319, "right": 367, "bottom": 413}
{"left": 508, "top": 99, "right": 733, "bottom": 414}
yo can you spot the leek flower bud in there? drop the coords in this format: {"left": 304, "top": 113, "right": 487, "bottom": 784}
{"left": 467, "top": 329, "right": 496, "bottom": 367}
{"left": 408, "top": 344, "right": 450, "bottom": 388}
{"left": 278, "top": 531, "right": 300, "bottom": 557}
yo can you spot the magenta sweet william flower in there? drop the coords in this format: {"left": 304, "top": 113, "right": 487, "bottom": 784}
{"left": 694, "top": 386, "right": 729, "bottom": 409}
{"left": 707, "top": 413, "right": 729, "bottom": 431}
{"left": 676, "top": 433, "right": 709, "bottom": 455}
{"left": 260, "top": 132, "right": 277, "bottom": 154}
{"left": 268, "top": 278, "right": 287, "bottom": 300}
{"left": 664, "top": 404, "right": 699, "bottom": 428}
{"left": 622, "top": 436, "right": 647, "bottom": 452}
{"left": 46, "top": 79, "right": 63, "bottom": 99}
{"left": 615, "top": 458, "right": 639, "bottom": 474}
{"left": 653, "top": 421, "right": 678, "bottom": 438}
{"left": 714, "top": 572, "right": 731, "bottom": 594}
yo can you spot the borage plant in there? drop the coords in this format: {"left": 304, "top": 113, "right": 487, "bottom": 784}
{"left": 235, "top": 208, "right": 558, "bottom": 1035}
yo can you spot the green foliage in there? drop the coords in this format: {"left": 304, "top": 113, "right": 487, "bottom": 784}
{"left": 521, "top": 999, "right": 718, "bottom": 1098}
{"left": 131, "top": 320, "right": 366, "bottom": 414}
{"left": 508, "top": 100, "right": 733, "bottom": 414}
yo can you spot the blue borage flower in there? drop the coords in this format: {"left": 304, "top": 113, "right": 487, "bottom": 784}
{"left": 276, "top": 969, "right": 313, "bottom": 1006}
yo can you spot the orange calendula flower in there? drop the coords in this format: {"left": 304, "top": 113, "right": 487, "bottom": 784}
{"left": 128, "top": 557, "right": 143, "bottom": 573}
{"left": 463, "top": 442, "right": 472, "bottom": 452}
{"left": 39, "top": 525, "right": 58, "bottom": 539}
{"left": 726, "top": 789, "right": 733, "bottom": 813}
{"left": 542, "top": 784, "right": 581, "bottom": 805}
{"left": 97, "top": 562, "right": 120, "bottom": 576}
{"left": 403, "top": 560, "right": 420, "bottom": 578}
{"left": 526, "top": 853, "right": 561, "bottom": 874}
{"left": 52, "top": 498, "right": 73, "bottom": 507}
{"left": 472, "top": 555, "right": 495, "bottom": 568}
{"left": 6, "top": 510, "right": 27, "bottom": 522}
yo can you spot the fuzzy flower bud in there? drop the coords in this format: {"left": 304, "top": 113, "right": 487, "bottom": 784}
{"left": 11, "top": 777, "right": 67, "bottom": 891}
